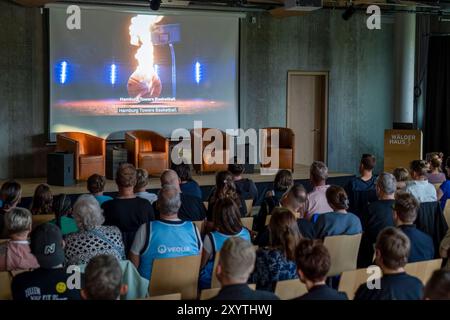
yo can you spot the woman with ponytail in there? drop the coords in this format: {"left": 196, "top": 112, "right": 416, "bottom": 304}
{"left": 313, "top": 185, "right": 362, "bottom": 239}
{"left": 30, "top": 184, "right": 53, "bottom": 216}
{"left": 250, "top": 207, "right": 301, "bottom": 291}
{"left": 0, "top": 181, "right": 22, "bottom": 238}
{"left": 50, "top": 194, "right": 78, "bottom": 236}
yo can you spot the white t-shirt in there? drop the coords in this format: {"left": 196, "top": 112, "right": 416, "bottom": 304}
{"left": 405, "top": 180, "right": 437, "bottom": 202}
{"left": 135, "top": 191, "right": 158, "bottom": 204}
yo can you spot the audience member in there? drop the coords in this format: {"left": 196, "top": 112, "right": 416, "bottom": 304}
{"left": 294, "top": 239, "right": 347, "bottom": 300}
{"left": 65, "top": 194, "right": 125, "bottom": 265}
{"left": 81, "top": 254, "right": 127, "bottom": 300}
{"left": 439, "top": 221, "right": 450, "bottom": 270}
{"left": 102, "top": 164, "right": 155, "bottom": 253}
{"left": 393, "top": 167, "right": 410, "bottom": 191}
{"left": 354, "top": 227, "right": 423, "bottom": 300}
{"left": 11, "top": 223, "right": 81, "bottom": 300}
{"left": 171, "top": 162, "right": 203, "bottom": 200}
{"left": 228, "top": 162, "right": 258, "bottom": 203}
{"left": 30, "top": 184, "right": 53, "bottom": 215}
{"left": 157, "top": 169, "right": 206, "bottom": 221}
{"left": 437, "top": 156, "right": 450, "bottom": 209}
{"left": 423, "top": 269, "right": 450, "bottom": 300}
{"left": 426, "top": 157, "right": 446, "bottom": 184}
{"left": 313, "top": 185, "right": 362, "bottom": 239}
{"left": 405, "top": 160, "right": 437, "bottom": 202}
{"left": 87, "top": 174, "right": 113, "bottom": 206}
{"left": 250, "top": 207, "right": 301, "bottom": 291}
{"left": 134, "top": 168, "right": 157, "bottom": 204}
{"left": 393, "top": 192, "right": 434, "bottom": 262}
{"left": 50, "top": 193, "right": 78, "bottom": 235}
{"left": 211, "top": 237, "right": 279, "bottom": 300}
{"left": 129, "top": 185, "right": 202, "bottom": 280}
{"left": 0, "top": 181, "right": 22, "bottom": 238}
{"left": 0, "top": 208, "right": 39, "bottom": 271}
{"left": 199, "top": 198, "right": 251, "bottom": 289}
{"left": 306, "top": 161, "right": 332, "bottom": 219}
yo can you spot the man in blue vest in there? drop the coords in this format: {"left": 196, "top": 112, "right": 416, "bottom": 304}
{"left": 129, "top": 184, "right": 202, "bottom": 280}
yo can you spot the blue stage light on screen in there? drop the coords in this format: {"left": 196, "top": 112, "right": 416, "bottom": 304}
{"left": 110, "top": 64, "right": 117, "bottom": 85}
{"left": 59, "top": 61, "right": 68, "bottom": 84}
{"left": 195, "top": 61, "right": 202, "bottom": 84}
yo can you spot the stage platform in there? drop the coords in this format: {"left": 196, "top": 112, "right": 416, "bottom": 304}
{"left": 5, "top": 165, "right": 354, "bottom": 206}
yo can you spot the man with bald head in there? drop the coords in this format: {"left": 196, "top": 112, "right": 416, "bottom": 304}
{"left": 129, "top": 184, "right": 202, "bottom": 280}
{"left": 154, "top": 169, "right": 206, "bottom": 221}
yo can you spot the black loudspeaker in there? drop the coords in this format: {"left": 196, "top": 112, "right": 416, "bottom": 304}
{"left": 393, "top": 122, "right": 414, "bottom": 130}
{"left": 236, "top": 143, "right": 255, "bottom": 174}
{"left": 106, "top": 147, "right": 128, "bottom": 180}
{"left": 47, "top": 152, "right": 75, "bottom": 186}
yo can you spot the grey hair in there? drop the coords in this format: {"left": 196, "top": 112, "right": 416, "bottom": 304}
{"left": 5, "top": 207, "right": 32, "bottom": 235}
{"left": 73, "top": 194, "right": 105, "bottom": 231}
{"left": 310, "top": 161, "right": 329, "bottom": 182}
{"left": 377, "top": 172, "right": 397, "bottom": 195}
{"left": 157, "top": 184, "right": 181, "bottom": 215}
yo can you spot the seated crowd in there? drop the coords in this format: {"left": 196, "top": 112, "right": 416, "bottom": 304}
{"left": 0, "top": 152, "right": 450, "bottom": 301}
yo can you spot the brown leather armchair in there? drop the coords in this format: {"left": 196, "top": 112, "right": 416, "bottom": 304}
{"left": 190, "top": 128, "right": 230, "bottom": 174}
{"left": 56, "top": 132, "right": 106, "bottom": 180}
{"left": 260, "top": 127, "right": 295, "bottom": 171}
{"left": 125, "top": 130, "right": 169, "bottom": 175}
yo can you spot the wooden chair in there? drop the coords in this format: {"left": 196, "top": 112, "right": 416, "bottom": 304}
{"left": 203, "top": 201, "right": 209, "bottom": 210}
{"left": 193, "top": 220, "right": 204, "bottom": 235}
{"left": 245, "top": 199, "right": 253, "bottom": 217}
{"left": 149, "top": 255, "right": 201, "bottom": 300}
{"left": 210, "top": 252, "right": 221, "bottom": 289}
{"left": 147, "top": 293, "right": 182, "bottom": 300}
{"left": 274, "top": 279, "right": 307, "bottom": 300}
{"left": 190, "top": 128, "right": 230, "bottom": 174}
{"left": 32, "top": 214, "right": 54, "bottom": 229}
{"left": 200, "top": 284, "right": 256, "bottom": 300}
{"left": 323, "top": 233, "right": 362, "bottom": 276}
{"left": 265, "top": 215, "right": 272, "bottom": 226}
{"left": 444, "top": 199, "right": 450, "bottom": 228}
{"left": 434, "top": 183, "right": 442, "bottom": 192}
{"left": 0, "top": 239, "right": 8, "bottom": 245}
{"left": 241, "top": 217, "right": 254, "bottom": 231}
{"left": 338, "top": 267, "right": 382, "bottom": 300}
{"left": 405, "top": 258, "right": 443, "bottom": 285}
{"left": 260, "top": 127, "right": 295, "bottom": 171}
{"left": 0, "top": 272, "right": 12, "bottom": 300}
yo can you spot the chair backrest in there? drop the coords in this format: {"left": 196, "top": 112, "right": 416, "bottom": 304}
{"left": 245, "top": 200, "right": 253, "bottom": 216}
{"left": 274, "top": 279, "right": 307, "bottom": 300}
{"left": 265, "top": 215, "right": 271, "bottom": 226}
{"left": 147, "top": 293, "right": 182, "bottom": 300}
{"left": 0, "top": 239, "right": 8, "bottom": 245}
{"left": 434, "top": 183, "right": 442, "bottom": 191}
{"left": 338, "top": 267, "right": 382, "bottom": 300}
{"left": 404, "top": 258, "right": 443, "bottom": 284}
{"left": 149, "top": 255, "right": 201, "bottom": 300}
{"left": 200, "top": 284, "right": 256, "bottom": 300}
{"left": 203, "top": 201, "right": 209, "bottom": 210}
{"left": 210, "top": 251, "right": 222, "bottom": 289}
{"left": 32, "top": 214, "right": 55, "bottom": 229}
{"left": 444, "top": 200, "right": 450, "bottom": 228}
{"left": 241, "top": 217, "right": 253, "bottom": 231}
{"left": 0, "top": 272, "right": 12, "bottom": 300}
{"left": 323, "top": 233, "right": 362, "bottom": 276}
{"left": 193, "top": 220, "right": 204, "bottom": 235}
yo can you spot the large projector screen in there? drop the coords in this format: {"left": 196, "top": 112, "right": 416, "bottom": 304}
{"left": 48, "top": 5, "right": 240, "bottom": 141}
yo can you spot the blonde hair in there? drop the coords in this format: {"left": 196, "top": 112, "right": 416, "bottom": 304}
{"left": 219, "top": 237, "right": 255, "bottom": 281}
{"left": 5, "top": 207, "right": 32, "bottom": 235}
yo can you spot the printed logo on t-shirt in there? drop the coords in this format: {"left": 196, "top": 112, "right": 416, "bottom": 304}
{"left": 56, "top": 282, "right": 67, "bottom": 294}
{"left": 44, "top": 243, "right": 56, "bottom": 255}
{"left": 157, "top": 244, "right": 191, "bottom": 255}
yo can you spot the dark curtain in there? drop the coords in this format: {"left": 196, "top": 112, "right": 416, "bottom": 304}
{"left": 424, "top": 36, "right": 450, "bottom": 157}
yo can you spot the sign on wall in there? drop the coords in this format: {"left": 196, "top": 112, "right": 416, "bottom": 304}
{"left": 384, "top": 129, "right": 423, "bottom": 173}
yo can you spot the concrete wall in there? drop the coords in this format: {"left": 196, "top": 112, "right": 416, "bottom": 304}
{"left": 240, "top": 10, "right": 395, "bottom": 174}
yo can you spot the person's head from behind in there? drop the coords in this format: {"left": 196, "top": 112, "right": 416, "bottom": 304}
{"left": 325, "top": 185, "right": 349, "bottom": 212}
{"left": 30, "top": 223, "right": 65, "bottom": 268}
{"left": 212, "top": 197, "right": 243, "bottom": 235}
{"left": 171, "top": 162, "right": 192, "bottom": 183}
{"left": 214, "top": 171, "right": 237, "bottom": 199}
{"left": 376, "top": 173, "right": 396, "bottom": 200}
{"left": 393, "top": 167, "right": 410, "bottom": 182}
{"left": 280, "top": 184, "right": 308, "bottom": 218}
{"left": 81, "top": 254, "right": 127, "bottom": 300}
{"left": 429, "top": 157, "right": 442, "bottom": 173}
{"left": 52, "top": 194, "right": 72, "bottom": 229}
{"left": 360, "top": 154, "right": 376, "bottom": 175}
{"left": 160, "top": 169, "right": 180, "bottom": 189}
{"left": 31, "top": 184, "right": 53, "bottom": 215}
{"left": 274, "top": 169, "right": 293, "bottom": 192}
{"left": 375, "top": 227, "right": 410, "bottom": 272}
{"left": 5, "top": 207, "right": 32, "bottom": 240}
{"left": 445, "top": 157, "right": 450, "bottom": 177}
{"left": 424, "top": 270, "right": 450, "bottom": 300}
{"left": 393, "top": 192, "right": 419, "bottom": 226}
{"left": 0, "top": 181, "right": 22, "bottom": 211}
{"left": 115, "top": 163, "right": 137, "bottom": 191}
{"left": 134, "top": 168, "right": 149, "bottom": 193}
{"left": 157, "top": 184, "right": 181, "bottom": 217}
{"left": 87, "top": 174, "right": 106, "bottom": 196}
{"left": 228, "top": 162, "right": 245, "bottom": 178}
{"left": 269, "top": 207, "right": 302, "bottom": 261}
{"left": 310, "top": 161, "right": 328, "bottom": 186}
{"left": 216, "top": 237, "right": 255, "bottom": 286}
{"left": 295, "top": 239, "right": 331, "bottom": 287}
{"left": 72, "top": 194, "right": 104, "bottom": 231}
{"left": 410, "top": 160, "right": 428, "bottom": 180}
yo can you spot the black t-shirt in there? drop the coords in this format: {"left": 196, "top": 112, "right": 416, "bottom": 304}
{"left": 152, "top": 193, "right": 207, "bottom": 221}
{"left": 12, "top": 267, "right": 82, "bottom": 300}
{"left": 254, "top": 219, "right": 315, "bottom": 246}
{"left": 235, "top": 179, "right": 258, "bottom": 202}
{"left": 294, "top": 285, "right": 348, "bottom": 300}
{"left": 102, "top": 197, "right": 155, "bottom": 253}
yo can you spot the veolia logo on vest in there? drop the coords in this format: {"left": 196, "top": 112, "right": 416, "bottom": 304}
{"left": 157, "top": 244, "right": 192, "bottom": 255}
